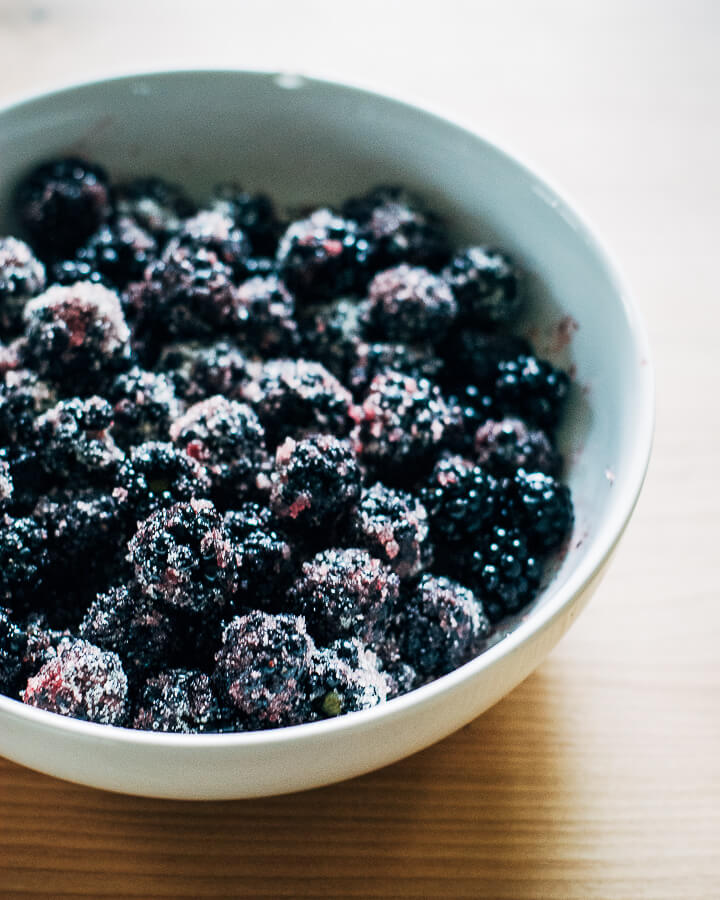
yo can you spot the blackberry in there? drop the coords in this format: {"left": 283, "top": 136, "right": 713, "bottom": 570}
{"left": 444, "top": 384, "right": 499, "bottom": 454}
{"left": 48, "top": 258, "right": 106, "bottom": 287}
{"left": 108, "top": 366, "right": 183, "bottom": 449}
{"left": 115, "top": 441, "right": 212, "bottom": 521}
{"left": 350, "top": 371, "right": 454, "bottom": 479}
{"left": 21, "top": 282, "right": 132, "bottom": 393}
{"left": 33, "top": 396, "right": 122, "bottom": 485}
{"left": 443, "top": 330, "right": 532, "bottom": 388}
{"left": 14, "top": 157, "right": 113, "bottom": 256}
{"left": 213, "top": 611, "right": 315, "bottom": 730}
{"left": 288, "top": 548, "right": 399, "bottom": 645}
{"left": 462, "top": 525, "right": 541, "bottom": 623}
{"left": 421, "top": 455, "right": 498, "bottom": 546}
{"left": 22, "top": 638, "right": 128, "bottom": 725}
{"left": 0, "top": 457, "right": 13, "bottom": 510}
{"left": 308, "top": 638, "right": 390, "bottom": 717}
{"left": 474, "top": 417, "right": 560, "bottom": 477}
{"left": 396, "top": 574, "right": 490, "bottom": 678}
{"left": 276, "top": 208, "right": 371, "bottom": 302}
{"left": 0, "top": 606, "right": 28, "bottom": 696}
{"left": 363, "top": 265, "right": 457, "bottom": 343}
{"left": 0, "top": 369, "right": 54, "bottom": 444}
{"left": 243, "top": 359, "right": 352, "bottom": 445}
{"left": 158, "top": 341, "right": 252, "bottom": 402}
{"left": 116, "top": 176, "right": 195, "bottom": 239}
{"left": 342, "top": 185, "right": 450, "bottom": 271}
{"left": 372, "top": 635, "right": 419, "bottom": 698}
{"left": 269, "top": 434, "right": 361, "bottom": 531}
{"left": 71, "top": 216, "right": 157, "bottom": 289}
{"left": 127, "top": 498, "right": 237, "bottom": 614}
{"left": 167, "top": 209, "right": 251, "bottom": 278}
{"left": 0, "top": 339, "right": 21, "bottom": 375}
{"left": 494, "top": 355, "right": 571, "bottom": 430}
{"left": 442, "top": 247, "right": 521, "bottom": 325}
{"left": 298, "top": 298, "right": 366, "bottom": 381}
{"left": 509, "top": 470, "right": 574, "bottom": 554}
{"left": 348, "top": 340, "right": 444, "bottom": 396}
{"left": 79, "top": 585, "right": 173, "bottom": 687}
{"left": 0, "top": 514, "right": 49, "bottom": 606}
{"left": 210, "top": 184, "right": 281, "bottom": 256}
{"left": 235, "top": 275, "right": 299, "bottom": 356}
{"left": 348, "top": 483, "right": 432, "bottom": 579}
{"left": 133, "top": 669, "right": 217, "bottom": 733}
{"left": 22, "top": 613, "right": 68, "bottom": 676}
{"left": 0, "top": 237, "right": 46, "bottom": 336}
{"left": 169, "top": 395, "right": 267, "bottom": 502}
{"left": 223, "top": 504, "right": 292, "bottom": 604}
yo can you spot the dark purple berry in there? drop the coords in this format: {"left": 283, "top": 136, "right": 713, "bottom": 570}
{"left": 494, "top": 355, "right": 571, "bottom": 430}
{"left": 510, "top": 470, "right": 574, "bottom": 554}
{"left": 72, "top": 216, "right": 157, "bottom": 288}
{"left": 116, "top": 176, "right": 195, "bottom": 239}
{"left": 298, "top": 298, "right": 366, "bottom": 381}
{"left": 444, "top": 330, "right": 532, "bottom": 387}
{"left": 235, "top": 275, "right": 299, "bottom": 356}
{"left": 308, "top": 637, "right": 390, "bottom": 717}
{"left": 167, "top": 209, "right": 251, "bottom": 278}
{"left": 210, "top": 185, "right": 281, "bottom": 256}
{"left": 0, "top": 514, "right": 49, "bottom": 605}
{"left": 442, "top": 247, "right": 520, "bottom": 325}
{"left": 158, "top": 341, "right": 252, "bottom": 402}
{"left": 348, "top": 340, "right": 444, "bottom": 396}
{"left": 0, "top": 606, "right": 28, "bottom": 695}
{"left": 109, "top": 366, "right": 182, "bottom": 450}
{"left": 0, "top": 237, "right": 46, "bottom": 336}
{"left": 363, "top": 265, "right": 457, "bottom": 343}
{"left": 133, "top": 669, "right": 216, "bottom": 733}
{"left": 474, "top": 417, "right": 560, "bottom": 477}
{"left": 422, "top": 455, "right": 498, "bottom": 546}
{"left": 223, "top": 504, "right": 292, "bottom": 603}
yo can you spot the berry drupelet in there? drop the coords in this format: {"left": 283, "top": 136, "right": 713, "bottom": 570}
{"left": 22, "top": 638, "right": 128, "bottom": 725}
{"left": 396, "top": 574, "right": 490, "bottom": 679}
{"left": 235, "top": 275, "right": 299, "bottom": 357}
{"left": 348, "top": 482, "right": 432, "bottom": 579}
{"left": 269, "top": 434, "right": 361, "bottom": 532}
{"left": 116, "top": 176, "right": 195, "bottom": 239}
{"left": 288, "top": 548, "right": 399, "bottom": 645}
{"left": 442, "top": 247, "right": 521, "bottom": 325}
{"left": 21, "top": 281, "right": 132, "bottom": 393}
{"left": 276, "top": 208, "right": 372, "bottom": 303}
{"left": 363, "top": 264, "right": 457, "bottom": 343}
{"left": 213, "top": 611, "right": 316, "bottom": 730}
{"left": 133, "top": 669, "right": 217, "bottom": 733}
{"left": 0, "top": 237, "right": 46, "bottom": 336}
{"left": 14, "top": 157, "right": 113, "bottom": 257}
{"left": 127, "top": 498, "right": 238, "bottom": 614}
{"left": 421, "top": 455, "right": 499, "bottom": 546}
{"left": 108, "top": 366, "right": 183, "bottom": 450}
{"left": 473, "top": 417, "right": 561, "bottom": 477}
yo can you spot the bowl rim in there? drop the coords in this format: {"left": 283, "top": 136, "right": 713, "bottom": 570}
{"left": 0, "top": 66, "right": 655, "bottom": 749}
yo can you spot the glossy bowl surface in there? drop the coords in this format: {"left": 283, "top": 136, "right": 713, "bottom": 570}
{"left": 0, "top": 70, "right": 653, "bottom": 799}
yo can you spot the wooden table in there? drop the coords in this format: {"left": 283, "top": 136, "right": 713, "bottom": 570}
{"left": 1, "top": 2, "right": 718, "bottom": 897}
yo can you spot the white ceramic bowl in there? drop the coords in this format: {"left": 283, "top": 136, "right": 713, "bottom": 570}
{"left": 0, "top": 70, "right": 653, "bottom": 799}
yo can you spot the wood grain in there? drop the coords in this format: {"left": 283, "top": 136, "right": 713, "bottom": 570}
{"left": 1, "top": 1, "right": 719, "bottom": 897}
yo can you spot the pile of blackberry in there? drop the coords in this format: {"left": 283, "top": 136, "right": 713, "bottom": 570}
{"left": 0, "top": 159, "right": 574, "bottom": 733}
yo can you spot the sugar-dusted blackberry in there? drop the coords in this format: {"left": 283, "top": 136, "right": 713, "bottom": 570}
{"left": 298, "top": 298, "right": 366, "bottom": 381}
{"left": 169, "top": 396, "right": 267, "bottom": 501}
{"left": 421, "top": 455, "right": 499, "bottom": 546}
{"left": 79, "top": 585, "right": 173, "bottom": 686}
{"left": 363, "top": 265, "right": 457, "bottom": 343}
{"left": 494, "top": 355, "right": 571, "bottom": 430}
{"left": 0, "top": 339, "right": 21, "bottom": 375}
{"left": 223, "top": 504, "right": 292, "bottom": 603}
{"left": 108, "top": 366, "right": 183, "bottom": 449}
{"left": 72, "top": 216, "right": 158, "bottom": 289}
{"left": 289, "top": 548, "right": 399, "bottom": 645}
{"left": 14, "top": 157, "right": 113, "bottom": 256}
{"left": 0, "top": 606, "right": 28, "bottom": 696}
{"left": 348, "top": 339, "right": 444, "bottom": 397}
{"left": 349, "top": 483, "right": 432, "bottom": 579}
{"left": 0, "top": 237, "right": 46, "bottom": 336}
{"left": 0, "top": 369, "right": 54, "bottom": 444}
{"left": 462, "top": 525, "right": 541, "bottom": 623}
{"left": 22, "top": 613, "right": 68, "bottom": 676}
{"left": 371, "top": 634, "right": 419, "bottom": 697}
{"left": 396, "top": 574, "right": 490, "bottom": 678}
{"left": 442, "top": 247, "right": 521, "bottom": 325}
{"left": 125, "top": 246, "right": 239, "bottom": 352}
{"left": 166, "top": 209, "right": 251, "bottom": 278}
{"left": 443, "top": 330, "right": 532, "bottom": 388}
{"left": 213, "top": 611, "right": 315, "bottom": 730}
{"left": 308, "top": 637, "right": 390, "bottom": 717}
{"left": 158, "top": 340, "right": 252, "bottom": 402}
{"left": 276, "top": 208, "right": 372, "bottom": 303}
{"left": 22, "top": 638, "right": 128, "bottom": 725}
{"left": 133, "top": 669, "right": 217, "bottom": 733}
{"left": 116, "top": 176, "right": 195, "bottom": 239}
{"left": 0, "top": 457, "right": 12, "bottom": 510}
{"left": 243, "top": 359, "right": 352, "bottom": 445}
{"left": 210, "top": 184, "right": 281, "bottom": 256}
{"left": 350, "top": 371, "right": 454, "bottom": 479}
{"left": 474, "top": 417, "right": 561, "bottom": 477}
{"left": 342, "top": 185, "right": 450, "bottom": 271}
{"left": 235, "top": 275, "right": 299, "bottom": 357}
{"left": 115, "top": 441, "right": 212, "bottom": 521}
{"left": 33, "top": 396, "right": 122, "bottom": 485}
{"left": 127, "top": 498, "right": 237, "bottom": 614}
{"left": 269, "top": 434, "right": 361, "bottom": 531}
{"left": 0, "top": 514, "right": 49, "bottom": 606}
{"left": 509, "top": 470, "right": 574, "bottom": 554}
{"left": 21, "top": 282, "right": 132, "bottom": 392}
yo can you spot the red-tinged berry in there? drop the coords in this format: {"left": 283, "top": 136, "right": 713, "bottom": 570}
{"left": 442, "top": 247, "right": 521, "bottom": 325}
{"left": 363, "top": 264, "right": 457, "bottom": 343}
{"left": 235, "top": 275, "right": 299, "bottom": 356}
{"left": 474, "top": 417, "right": 560, "bottom": 477}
